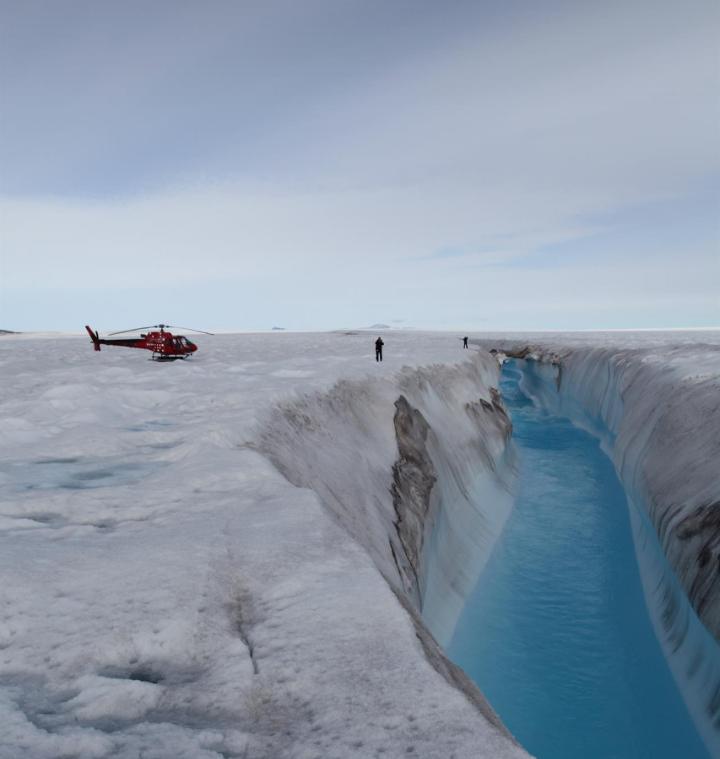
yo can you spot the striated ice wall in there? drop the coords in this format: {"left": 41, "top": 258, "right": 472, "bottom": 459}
{"left": 256, "top": 354, "right": 517, "bottom": 646}
{"left": 256, "top": 352, "right": 523, "bottom": 743}
{"left": 500, "top": 347, "right": 720, "bottom": 639}
{"left": 490, "top": 346, "right": 720, "bottom": 752}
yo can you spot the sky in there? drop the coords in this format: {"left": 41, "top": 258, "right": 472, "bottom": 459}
{"left": 1, "top": 0, "right": 718, "bottom": 332}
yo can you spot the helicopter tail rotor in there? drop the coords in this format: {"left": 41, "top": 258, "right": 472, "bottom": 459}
{"left": 85, "top": 325, "right": 101, "bottom": 351}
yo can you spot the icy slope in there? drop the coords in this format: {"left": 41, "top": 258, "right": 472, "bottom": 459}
{"left": 256, "top": 357, "right": 516, "bottom": 647}
{"left": 0, "top": 332, "right": 527, "bottom": 759}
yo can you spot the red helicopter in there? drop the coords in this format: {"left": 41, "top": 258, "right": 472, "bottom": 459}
{"left": 85, "top": 324, "right": 213, "bottom": 360}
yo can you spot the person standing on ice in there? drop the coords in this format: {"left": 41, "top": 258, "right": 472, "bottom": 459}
{"left": 375, "top": 337, "right": 384, "bottom": 362}
{"left": 463, "top": 336, "right": 469, "bottom": 349}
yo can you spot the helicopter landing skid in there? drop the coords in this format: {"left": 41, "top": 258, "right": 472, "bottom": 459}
{"left": 151, "top": 353, "right": 190, "bottom": 361}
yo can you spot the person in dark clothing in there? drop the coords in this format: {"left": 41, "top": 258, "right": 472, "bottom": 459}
{"left": 463, "top": 336, "right": 469, "bottom": 349}
{"left": 375, "top": 337, "right": 384, "bottom": 362}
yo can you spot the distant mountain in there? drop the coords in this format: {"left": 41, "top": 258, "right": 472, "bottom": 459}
{"left": 368, "top": 323, "right": 390, "bottom": 329}
{"left": 0, "top": 330, "right": 17, "bottom": 335}
{"left": 271, "top": 326, "right": 286, "bottom": 331}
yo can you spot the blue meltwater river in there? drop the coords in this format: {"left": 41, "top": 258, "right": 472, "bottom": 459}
{"left": 447, "top": 361, "right": 709, "bottom": 759}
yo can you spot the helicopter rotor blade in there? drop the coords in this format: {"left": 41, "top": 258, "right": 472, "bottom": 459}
{"left": 107, "top": 324, "right": 214, "bottom": 336}
{"left": 165, "top": 325, "right": 215, "bottom": 335}
{"left": 107, "top": 325, "right": 160, "bottom": 336}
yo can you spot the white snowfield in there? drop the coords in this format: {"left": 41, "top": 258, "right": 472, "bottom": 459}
{"left": 0, "top": 332, "right": 529, "bottom": 759}
{"left": 3, "top": 329, "right": 718, "bottom": 759}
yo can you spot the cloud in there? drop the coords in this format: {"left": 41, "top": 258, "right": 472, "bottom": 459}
{"left": 0, "top": 0, "right": 718, "bottom": 330}
{"left": 2, "top": 182, "right": 717, "bottom": 331}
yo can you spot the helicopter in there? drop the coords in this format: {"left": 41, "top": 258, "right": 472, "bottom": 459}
{"left": 85, "top": 324, "right": 213, "bottom": 360}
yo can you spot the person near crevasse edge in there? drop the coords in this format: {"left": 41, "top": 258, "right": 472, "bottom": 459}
{"left": 463, "top": 336, "right": 469, "bottom": 348}
{"left": 375, "top": 337, "right": 384, "bottom": 362}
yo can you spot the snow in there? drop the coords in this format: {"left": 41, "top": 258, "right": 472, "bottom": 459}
{"left": 5, "top": 328, "right": 717, "bottom": 758}
{"left": 0, "top": 332, "right": 528, "bottom": 759}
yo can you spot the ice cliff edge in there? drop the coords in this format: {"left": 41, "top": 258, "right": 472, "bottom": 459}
{"left": 256, "top": 352, "right": 522, "bottom": 745}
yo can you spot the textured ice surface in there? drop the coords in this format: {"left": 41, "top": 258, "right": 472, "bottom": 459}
{"left": 0, "top": 332, "right": 528, "bottom": 759}
{"left": 5, "top": 329, "right": 716, "bottom": 758}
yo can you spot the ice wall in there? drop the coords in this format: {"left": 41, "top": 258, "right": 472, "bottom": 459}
{"left": 493, "top": 347, "right": 720, "bottom": 751}
{"left": 257, "top": 354, "right": 516, "bottom": 646}
{"left": 502, "top": 347, "right": 720, "bottom": 637}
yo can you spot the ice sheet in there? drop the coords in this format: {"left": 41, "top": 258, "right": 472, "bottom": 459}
{"left": 0, "top": 332, "right": 528, "bottom": 759}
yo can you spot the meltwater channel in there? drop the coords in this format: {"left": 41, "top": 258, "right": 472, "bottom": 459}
{"left": 447, "top": 360, "right": 709, "bottom": 759}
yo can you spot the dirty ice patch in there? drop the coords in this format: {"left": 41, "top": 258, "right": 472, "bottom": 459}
{"left": 0, "top": 456, "right": 163, "bottom": 493}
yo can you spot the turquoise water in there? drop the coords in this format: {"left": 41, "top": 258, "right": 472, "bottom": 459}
{"left": 448, "top": 361, "right": 709, "bottom": 759}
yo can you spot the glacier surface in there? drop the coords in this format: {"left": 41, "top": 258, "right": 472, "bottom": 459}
{"left": 2, "top": 328, "right": 718, "bottom": 758}
{"left": 0, "top": 332, "right": 527, "bottom": 759}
